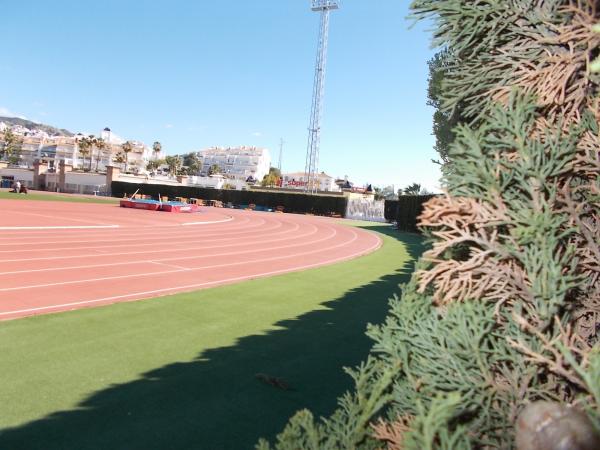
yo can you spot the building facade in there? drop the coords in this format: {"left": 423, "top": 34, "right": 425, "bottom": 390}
{"left": 281, "top": 171, "right": 340, "bottom": 192}
{"left": 0, "top": 123, "right": 157, "bottom": 173}
{"left": 197, "top": 146, "right": 271, "bottom": 182}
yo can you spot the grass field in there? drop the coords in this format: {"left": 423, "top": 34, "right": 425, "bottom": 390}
{"left": 0, "top": 190, "right": 118, "bottom": 203}
{"left": 0, "top": 222, "right": 423, "bottom": 450}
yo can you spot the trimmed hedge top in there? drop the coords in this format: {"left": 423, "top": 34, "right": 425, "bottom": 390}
{"left": 111, "top": 181, "right": 348, "bottom": 217}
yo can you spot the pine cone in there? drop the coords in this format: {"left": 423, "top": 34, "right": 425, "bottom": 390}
{"left": 516, "top": 401, "right": 600, "bottom": 450}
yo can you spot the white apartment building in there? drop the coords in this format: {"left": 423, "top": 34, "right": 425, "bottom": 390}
{"left": 281, "top": 171, "right": 341, "bottom": 192}
{"left": 0, "top": 125, "right": 156, "bottom": 173}
{"left": 198, "top": 146, "right": 271, "bottom": 182}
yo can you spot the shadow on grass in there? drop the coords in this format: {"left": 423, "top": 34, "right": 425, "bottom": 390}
{"left": 0, "top": 227, "right": 424, "bottom": 450}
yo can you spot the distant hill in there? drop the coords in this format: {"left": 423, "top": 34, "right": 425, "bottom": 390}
{"left": 0, "top": 116, "right": 74, "bottom": 137}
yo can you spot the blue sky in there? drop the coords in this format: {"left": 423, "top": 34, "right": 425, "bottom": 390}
{"left": 1, "top": 0, "right": 440, "bottom": 192}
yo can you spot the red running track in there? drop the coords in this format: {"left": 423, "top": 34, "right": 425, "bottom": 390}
{"left": 0, "top": 199, "right": 381, "bottom": 320}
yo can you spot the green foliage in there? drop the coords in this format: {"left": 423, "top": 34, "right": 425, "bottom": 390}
{"left": 112, "top": 151, "right": 126, "bottom": 170}
{"left": 120, "top": 141, "right": 134, "bottom": 172}
{"left": 152, "top": 141, "right": 162, "bottom": 156}
{"left": 402, "top": 393, "right": 470, "bottom": 450}
{"left": 208, "top": 163, "right": 222, "bottom": 175}
{"left": 257, "top": 357, "right": 394, "bottom": 450}
{"left": 268, "top": 166, "right": 282, "bottom": 178}
{"left": 259, "top": 1, "right": 599, "bottom": 449}
{"left": 261, "top": 170, "right": 280, "bottom": 188}
{"left": 182, "top": 152, "right": 202, "bottom": 175}
{"left": 76, "top": 136, "right": 93, "bottom": 171}
{"left": 146, "top": 158, "right": 165, "bottom": 171}
{"left": 0, "top": 126, "right": 23, "bottom": 161}
{"left": 374, "top": 186, "right": 397, "bottom": 201}
{"left": 93, "top": 137, "right": 107, "bottom": 172}
{"left": 384, "top": 195, "right": 437, "bottom": 231}
{"left": 427, "top": 49, "right": 463, "bottom": 165}
{"left": 402, "top": 183, "right": 422, "bottom": 195}
{"left": 165, "top": 155, "right": 183, "bottom": 176}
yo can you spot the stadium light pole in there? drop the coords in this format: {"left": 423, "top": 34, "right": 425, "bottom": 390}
{"left": 304, "top": 0, "right": 339, "bottom": 194}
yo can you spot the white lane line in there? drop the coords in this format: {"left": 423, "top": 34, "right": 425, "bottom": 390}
{"left": 0, "top": 215, "right": 258, "bottom": 242}
{"left": 0, "top": 231, "right": 382, "bottom": 318}
{"left": 0, "top": 222, "right": 314, "bottom": 275}
{"left": 0, "top": 216, "right": 256, "bottom": 246}
{"left": 0, "top": 221, "right": 302, "bottom": 263}
{"left": 0, "top": 214, "right": 247, "bottom": 240}
{"left": 182, "top": 216, "right": 233, "bottom": 226}
{"left": 5, "top": 210, "right": 116, "bottom": 226}
{"left": 0, "top": 224, "right": 330, "bottom": 290}
{"left": 0, "top": 225, "right": 120, "bottom": 230}
{"left": 150, "top": 261, "right": 192, "bottom": 271}
{"left": 0, "top": 218, "right": 284, "bottom": 253}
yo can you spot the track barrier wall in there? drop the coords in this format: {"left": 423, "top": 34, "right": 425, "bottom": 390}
{"left": 111, "top": 181, "right": 348, "bottom": 217}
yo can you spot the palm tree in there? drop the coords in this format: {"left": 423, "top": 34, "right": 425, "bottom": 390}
{"left": 86, "top": 135, "right": 97, "bottom": 171}
{"left": 121, "top": 141, "right": 134, "bottom": 173}
{"left": 77, "top": 137, "right": 92, "bottom": 171}
{"left": 93, "top": 137, "right": 107, "bottom": 172}
{"left": 403, "top": 182, "right": 422, "bottom": 195}
{"left": 113, "top": 152, "right": 126, "bottom": 170}
{"left": 165, "top": 155, "right": 182, "bottom": 176}
{"left": 146, "top": 158, "right": 165, "bottom": 172}
{"left": 152, "top": 141, "right": 162, "bottom": 160}
{"left": 208, "top": 164, "right": 222, "bottom": 176}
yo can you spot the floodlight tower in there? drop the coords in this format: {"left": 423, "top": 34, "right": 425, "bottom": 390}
{"left": 278, "top": 138, "right": 285, "bottom": 172}
{"left": 304, "top": 0, "right": 339, "bottom": 194}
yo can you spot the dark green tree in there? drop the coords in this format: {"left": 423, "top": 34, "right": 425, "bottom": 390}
{"left": 76, "top": 136, "right": 92, "bottom": 171}
{"left": 146, "top": 158, "right": 165, "bottom": 172}
{"left": 402, "top": 183, "right": 422, "bottom": 195}
{"left": 183, "top": 152, "right": 202, "bottom": 175}
{"left": 208, "top": 164, "right": 222, "bottom": 176}
{"left": 259, "top": 2, "right": 600, "bottom": 449}
{"left": 0, "top": 126, "right": 23, "bottom": 162}
{"left": 261, "top": 167, "right": 281, "bottom": 187}
{"left": 427, "top": 49, "right": 463, "bottom": 166}
{"left": 93, "top": 137, "right": 107, "bottom": 172}
{"left": 152, "top": 141, "right": 162, "bottom": 160}
{"left": 112, "top": 152, "right": 126, "bottom": 170}
{"left": 165, "top": 155, "right": 183, "bottom": 176}
{"left": 120, "top": 141, "right": 134, "bottom": 173}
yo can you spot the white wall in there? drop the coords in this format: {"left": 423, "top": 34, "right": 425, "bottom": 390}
{"left": 0, "top": 168, "right": 33, "bottom": 187}
{"left": 345, "top": 196, "right": 386, "bottom": 222}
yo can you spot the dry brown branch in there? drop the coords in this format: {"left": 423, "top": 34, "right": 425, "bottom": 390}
{"left": 507, "top": 314, "right": 591, "bottom": 391}
{"left": 372, "top": 415, "right": 413, "bottom": 450}
{"left": 488, "top": 0, "right": 600, "bottom": 121}
{"left": 416, "top": 195, "right": 537, "bottom": 307}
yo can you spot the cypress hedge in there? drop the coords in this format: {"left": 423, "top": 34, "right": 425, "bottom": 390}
{"left": 259, "top": 1, "right": 600, "bottom": 448}
{"left": 384, "top": 195, "right": 437, "bottom": 232}
{"left": 383, "top": 199, "right": 399, "bottom": 222}
{"left": 111, "top": 181, "right": 348, "bottom": 217}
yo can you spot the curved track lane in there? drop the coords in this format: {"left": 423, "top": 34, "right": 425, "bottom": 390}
{"left": 0, "top": 200, "right": 381, "bottom": 320}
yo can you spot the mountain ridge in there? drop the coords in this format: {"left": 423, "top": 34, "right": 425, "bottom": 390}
{"left": 0, "top": 116, "right": 74, "bottom": 137}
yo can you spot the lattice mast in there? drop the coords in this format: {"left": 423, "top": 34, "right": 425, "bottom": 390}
{"left": 278, "top": 138, "right": 284, "bottom": 172}
{"left": 304, "top": 0, "right": 339, "bottom": 194}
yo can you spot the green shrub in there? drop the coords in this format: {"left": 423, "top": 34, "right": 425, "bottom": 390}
{"left": 258, "top": 1, "right": 600, "bottom": 448}
{"left": 111, "top": 181, "right": 348, "bottom": 217}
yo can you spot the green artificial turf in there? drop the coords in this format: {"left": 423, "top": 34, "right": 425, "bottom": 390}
{"left": 0, "top": 223, "right": 424, "bottom": 450}
{"left": 0, "top": 190, "right": 118, "bottom": 203}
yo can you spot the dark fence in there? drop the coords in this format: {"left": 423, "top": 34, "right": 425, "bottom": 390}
{"left": 384, "top": 195, "right": 438, "bottom": 232}
{"left": 384, "top": 200, "right": 399, "bottom": 222}
{"left": 111, "top": 181, "right": 348, "bottom": 217}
